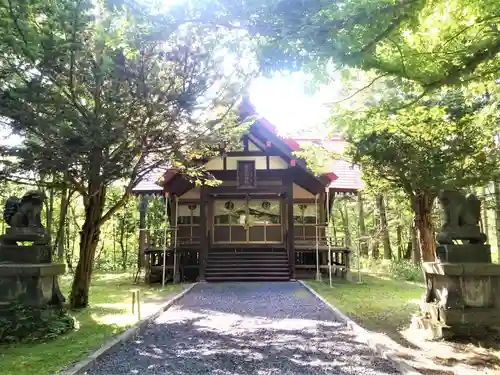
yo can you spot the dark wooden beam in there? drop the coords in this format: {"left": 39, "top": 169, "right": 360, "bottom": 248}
{"left": 225, "top": 151, "right": 281, "bottom": 156}
{"left": 293, "top": 198, "right": 317, "bottom": 204}
{"left": 207, "top": 185, "right": 286, "bottom": 194}
{"left": 199, "top": 185, "right": 207, "bottom": 281}
{"left": 208, "top": 193, "right": 283, "bottom": 200}
{"left": 176, "top": 199, "right": 201, "bottom": 204}
{"left": 223, "top": 156, "right": 227, "bottom": 170}
{"left": 286, "top": 170, "right": 295, "bottom": 279}
{"left": 266, "top": 155, "right": 270, "bottom": 169}
{"left": 208, "top": 169, "right": 285, "bottom": 180}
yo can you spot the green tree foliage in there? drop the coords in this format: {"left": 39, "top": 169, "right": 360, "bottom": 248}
{"left": 200, "top": 0, "right": 500, "bottom": 91}
{"left": 0, "top": 0, "right": 253, "bottom": 307}
{"left": 333, "top": 89, "right": 500, "bottom": 261}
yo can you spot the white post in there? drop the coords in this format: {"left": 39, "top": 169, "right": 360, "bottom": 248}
{"left": 162, "top": 194, "right": 168, "bottom": 288}
{"left": 315, "top": 194, "right": 321, "bottom": 281}
{"left": 173, "top": 195, "right": 179, "bottom": 283}
{"left": 327, "top": 188, "right": 332, "bottom": 288}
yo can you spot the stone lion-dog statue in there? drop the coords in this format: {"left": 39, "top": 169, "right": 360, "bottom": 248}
{"left": 436, "top": 189, "right": 486, "bottom": 244}
{"left": 3, "top": 190, "right": 46, "bottom": 229}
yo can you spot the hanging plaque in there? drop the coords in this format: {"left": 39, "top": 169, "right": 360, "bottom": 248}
{"left": 237, "top": 160, "right": 256, "bottom": 189}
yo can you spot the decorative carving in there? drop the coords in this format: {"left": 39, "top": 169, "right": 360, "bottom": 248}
{"left": 224, "top": 201, "right": 234, "bottom": 210}
{"left": 436, "top": 189, "right": 486, "bottom": 244}
{"left": 262, "top": 201, "right": 271, "bottom": 210}
{"left": 3, "top": 190, "right": 46, "bottom": 229}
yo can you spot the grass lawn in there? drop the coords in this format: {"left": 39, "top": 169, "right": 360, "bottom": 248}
{"left": 0, "top": 272, "right": 184, "bottom": 375}
{"left": 307, "top": 273, "right": 425, "bottom": 341}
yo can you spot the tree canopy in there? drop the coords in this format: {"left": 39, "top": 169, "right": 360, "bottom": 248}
{"left": 331, "top": 87, "right": 499, "bottom": 261}
{"left": 200, "top": 0, "right": 499, "bottom": 91}
{"left": 0, "top": 0, "right": 254, "bottom": 307}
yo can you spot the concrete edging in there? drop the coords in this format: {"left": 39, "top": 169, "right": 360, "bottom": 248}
{"left": 56, "top": 282, "right": 198, "bottom": 375}
{"left": 298, "top": 280, "right": 422, "bottom": 375}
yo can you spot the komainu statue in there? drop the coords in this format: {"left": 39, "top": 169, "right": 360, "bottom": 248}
{"left": 436, "top": 189, "right": 486, "bottom": 244}
{"left": 3, "top": 190, "right": 46, "bottom": 229}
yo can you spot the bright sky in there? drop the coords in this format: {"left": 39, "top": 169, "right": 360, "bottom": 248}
{"left": 0, "top": 74, "right": 335, "bottom": 147}
{"left": 249, "top": 74, "right": 337, "bottom": 137}
{"left": 0, "top": 79, "right": 331, "bottom": 149}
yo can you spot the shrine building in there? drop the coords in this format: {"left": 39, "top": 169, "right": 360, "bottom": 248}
{"left": 132, "top": 99, "right": 363, "bottom": 283}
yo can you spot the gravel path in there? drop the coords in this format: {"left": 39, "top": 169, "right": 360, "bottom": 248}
{"left": 86, "top": 282, "right": 400, "bottom": 375}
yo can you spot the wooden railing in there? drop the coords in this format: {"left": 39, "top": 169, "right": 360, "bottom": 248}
{"left": 294, "top": 224, "right": 351, "bottom": 279}
{"left": 144, "top": 227, "right": 200, "bottom": 250}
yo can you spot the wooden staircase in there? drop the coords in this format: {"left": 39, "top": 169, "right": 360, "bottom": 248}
{"left": 205, "top": 248, "right": 290, "bottom": 282}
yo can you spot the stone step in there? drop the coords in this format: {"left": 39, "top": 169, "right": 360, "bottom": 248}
{"left": 207, "top": 262, "right": 288, "bottom": 268}
{"left": 207, "top": 266, "right": 289, "bottom": 273}
{"left": 206, "top": 275, "right": 290, "bottom": 282}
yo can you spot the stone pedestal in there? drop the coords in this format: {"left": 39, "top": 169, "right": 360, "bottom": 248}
{"left": 0, "top": 229, "right": 65, "bottom": 313}
{"left": 417, "top": 262, "right": 500, "bottom": 339}
{"left": 436, "top": 244, "right": 491, "bottom": 263}
{"left": 0, "top": 263, "right": 66, "bottom": 308}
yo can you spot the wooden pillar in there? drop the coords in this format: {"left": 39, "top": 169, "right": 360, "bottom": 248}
{"left": 319, "top": 191, "right": 326, "bottom": 224}
{"left": 199, "top": 185, "right": 207, "bottom": 281}
{"left": 138, "top": 195, "right": 149, "bottom": 269}
{"left": 286, "top": 174, "right": 295, "bottom": 279}
{"left": 319, "top": 191, "right": 327, "bottom": 266}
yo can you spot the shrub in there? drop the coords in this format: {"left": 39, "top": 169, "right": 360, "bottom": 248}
{"left": 0, "top": 304, "right": 75, "bottom": 344}
{"left": 357, "top": 256, "right": 423, "bottom": 282}
{"left": 387, "top": 260, "right": 424, "bottom": 282}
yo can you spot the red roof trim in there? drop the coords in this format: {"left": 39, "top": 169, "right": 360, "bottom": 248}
{"left": 327, "top": 172, "right": 338, "bottom": 181}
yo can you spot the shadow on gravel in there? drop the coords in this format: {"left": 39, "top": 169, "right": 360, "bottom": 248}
{"left": 88, "top": 282, "right": 399, "bottom": 375}
{"left": 123, "top": 315, "right": 398, "bottom": 375}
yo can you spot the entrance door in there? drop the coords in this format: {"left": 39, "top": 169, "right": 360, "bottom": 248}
{"left": 213, "top": 198, "right": 282, "bottom": 244}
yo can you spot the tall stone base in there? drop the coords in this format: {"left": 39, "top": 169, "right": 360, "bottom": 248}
{"left": 436, "top": 243, "right": 491, "bottom": 263}
{"left": 0, "top": 263, "right": 66, "bottom": 311}
{"left": 420, "top": 262, "right": 500, "bottom": 339}
{"left": 0, "top": 229, "right": 66, "bottom": 312}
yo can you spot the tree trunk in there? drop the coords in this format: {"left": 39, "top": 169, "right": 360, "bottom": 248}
{"left": 122, "top": 229, "right": 128, "bottom": 270}
{"left": 370, "top": 230, "right": 380, "bottom": 259}
{"left": 396, "top": 225, "right": 403, "bottom": 259}
{"left": 412, "top": 192, "right": 436, "bottom": 263}
{"left": 358, "top": 193, "right": 368, "bottom": 256}
{"left": 45, "top": 187, "right": 54, "bottom": 241}
{"left": 113, "top": 220, "right": 118, "bottom": 269}
{"left": 70, "top": 188, "right": 106, "bottom": 308}
{"left": 376, "top": 194, "right": 391, "bottom": 260}
{"left": 411, "top": 221, "right": 420, "bottom": 264}
{"left": 55, "top": 188, "right": 73, "bottom": 261}
{"left": 118, "top": 217, "right": 127, "bottom": 270}
{"left": 494, "top": 181, "right": 500, "bottom": 263}
{"left": 371, "top": 197, "right": 380, "bottom": 259}
{"left": 65, "top": 217, "right": 73, "bottom": 272}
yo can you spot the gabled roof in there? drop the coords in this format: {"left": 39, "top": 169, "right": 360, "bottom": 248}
{"left": 132, "top": 98, "right": 363, "bottom": 194}
{"left": 291, "top": 138, "right": 364, "bottom": 191}
{"left": 131, "top": 168, "right": 164, "bottom": 194}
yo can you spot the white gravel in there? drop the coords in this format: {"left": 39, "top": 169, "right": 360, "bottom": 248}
{"left": 86, "top": 282, "right": 400, "bottom": 375}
